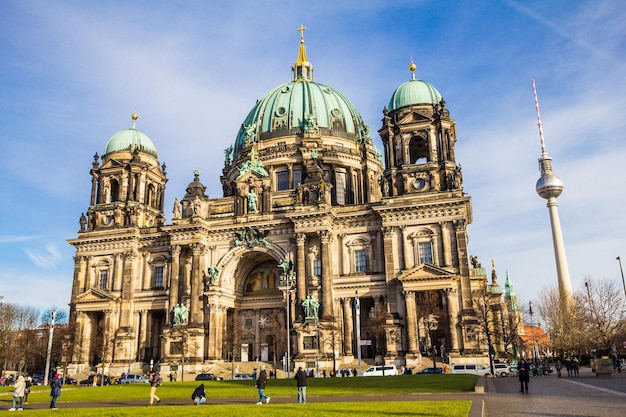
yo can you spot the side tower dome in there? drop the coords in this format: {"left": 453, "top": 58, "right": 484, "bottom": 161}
{"left": 85, "top": 113, "right": 167, "bottom": 230}
{"left": 388, "top": 61, "right": 443, "bottom": 110}
{"left": 378, "top": 62, "right": 461, "bottom": 198}
{"left": 104, "top": 112, "right": 158, "bottom": 157}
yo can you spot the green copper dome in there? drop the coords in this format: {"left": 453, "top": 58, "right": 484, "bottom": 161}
{"left": 104, "top": 113, "right": 158, "bottom": 157}
{"left": 232, "top": 31, "right": 370, "bottom": 156}
{"left": 388, "top": 63, "right": 443, "bottom": 111}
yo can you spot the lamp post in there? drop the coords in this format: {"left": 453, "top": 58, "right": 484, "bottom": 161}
{"left": 279, "top": 267, "right": 295, "bottom": 378}
{"left": 44, "top": 311, "right": 56, "bottom": 386}
{"left": 617, "top": 257, "right": 626, "bottom": 302}
{"left": 354, "top": 291, "right": 362, "bottom": 376}
{"left": 528, "top": 301, "right": 538, "bottom": 364}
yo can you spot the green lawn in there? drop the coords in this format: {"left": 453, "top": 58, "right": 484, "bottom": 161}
{"left": 0, "top": 374, "right": 478, "bottom": 416}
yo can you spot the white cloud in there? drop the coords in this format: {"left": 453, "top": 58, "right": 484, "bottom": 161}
{"left": 25, "top": 243, "right": 63, "bottom": 270}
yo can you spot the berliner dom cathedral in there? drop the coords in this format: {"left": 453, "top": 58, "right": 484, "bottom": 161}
{"left": 66, "top": 27, "right": 501, "bottom": 377}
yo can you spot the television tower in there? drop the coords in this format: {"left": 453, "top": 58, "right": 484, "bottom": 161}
{"left": 533, "top": 80, "right": 573, "bottom": 303}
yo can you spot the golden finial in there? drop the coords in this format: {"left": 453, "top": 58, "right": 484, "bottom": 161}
{"left": 408, "top": 58, "right": 416, "bottom": 80}
{"left": 131, "top": 111, "right": 138, "bottom": 121}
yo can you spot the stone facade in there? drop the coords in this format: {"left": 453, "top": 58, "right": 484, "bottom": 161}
{"left": 66, "top": 33, "right": 496, "bottom": 377}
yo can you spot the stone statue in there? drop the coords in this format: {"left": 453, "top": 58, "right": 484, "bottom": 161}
{"left": 278, "top": 259, "right": 292, "bottom": 274}
{"left": 173, "top": 303, "right": 188, "bottom": 326}
{"left": 302, "top": 295, "right": 319, "bottom": 320}
{"left": 224, "top": 145, "right": 233, "bottom": 165}
{"left": 207, "top": 266, "right": 219, "bottom": 286}
{"left": 243, "top": 122, "right": 257, "bottom": 143}
{"left": 79, "top": 213, "right": 87, "bottom": 231}
{"left": 173, "top": 198, "right": 181, "bottom": 219}
{"left": 247, "top": 189, "right": 258, "bottom": 214}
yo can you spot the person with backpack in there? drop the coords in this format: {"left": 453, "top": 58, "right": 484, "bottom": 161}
{"left": 49, "top": 373, "right": 63, "bottom": 409}
{"left": 254, "top": 365, "right": 270, "bottom": 405}
{"left": 148, "top": 371, "right": 162, "bottom": 406}
{"left": 191, "top": 383, "right": 206, "bottom": 405}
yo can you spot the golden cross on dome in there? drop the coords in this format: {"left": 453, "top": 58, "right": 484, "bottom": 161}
{"left": 297, "top": 24, "right": 307, "bottom": 41}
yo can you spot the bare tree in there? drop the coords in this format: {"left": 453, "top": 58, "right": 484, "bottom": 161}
{"left": 363, "top": 301, "right": 387, "bottom": 360}
{"left": 470, "top": 289, "right": 500, "bottom": 375}
{"left": 534, "top": 285, "right": 585, "bottom": 358}
{"left": 415, "top": 291, "right": 444, "bottom": 369}
{"left": 581, "top": 277, "right": 626, "bottom": 355}
{"left": 0, "top": 304, "right": 40, "bottom": 374}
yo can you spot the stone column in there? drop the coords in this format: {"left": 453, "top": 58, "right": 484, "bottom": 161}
{"left": 119, "top": 251, "right": 138, "bottom": 328}
{"left": 90, "top": 174, "right": 98, "bottom": 207}
{"left": 254, "top": 309, "right": 261, "bottom": 360}
{"left": 401, "top": 226, "right": 413, "bottom": 270}
{"left": 208, "top": 305, "right": 219, "bottom": 358}
{"left": 296, "top": 233, "right": 307, "bottom": 303}
{"left": 72, "top": 256, "right": 86, "bottom": 299}
{"left": 403, "top": 291, "right": 418, "bottom": 355}
{"left": 169, "top": 245, "right": 181, "bottom": 323}
{"left": 439, "top": 222, "right": 452, "bottom": 267}
{"left": 454, "top": 220, "right": 472, "bottom": 311}
{"left": 319, "top": 230, "right": 334, "bottom": 319}
{"left": 342, "top": 298, "right": 353, "bottom": 356}
{"left": 190, "top": 243, "right": 206, "bottom": 326}
{"left": 76, "top": 311, "right": 88, "bottom": 363}
{"left": 381, "top": 226, "right": 399, "bottom": 315}
{"left": 445, "top": 288, "right": 460, "bottom": 351}
{"left": 142, "top": 251, "right": 151, "bottom": 290}
{"left": 139, "top": 310, "right": 148, "bottom": 361}
{"left": 338, "top": 234, "right": 346, "bottom": 275}
{"left": 114, "top": 253, "right": 124, "bottom": 292}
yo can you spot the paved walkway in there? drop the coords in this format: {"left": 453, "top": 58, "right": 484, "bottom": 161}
{"left": 483, "top": 367, "right": 626, "bottom": 417}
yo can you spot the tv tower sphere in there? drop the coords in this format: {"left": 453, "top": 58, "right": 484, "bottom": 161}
{"left": 536, "top": 157, "right": 564, "bottom": 199}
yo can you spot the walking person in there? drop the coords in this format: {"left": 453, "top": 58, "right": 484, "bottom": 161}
{"left": 9, "top": 375, "right": 26, "bottom": 411}
{"left": 573, "top": 357, "right": 580, "bottom": 377}
{"left": 255, "top": 365, "right": 270, "bottom": 405}
{"left": 148, "top": 370, "right": 162, "bottom": 406}
{"left": 296, "top": 366, "right": 307, "bottom": 404}
{"left": 191, "top": 383, "right": 206, "bottom": 405}
{"left": 24, "top": 376, "right": 32, "bottom": 405}
{"left": 518, "top": 358, "right": 530, "bottom": 393}
{"left": 49, "top": 373, "right": 63, "bottom": 409}
{"left": 555, "top": 359, "right": 562, "bottom": 378}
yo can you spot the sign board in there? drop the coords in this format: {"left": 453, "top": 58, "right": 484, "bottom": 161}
{"left": 359, "top": 339, "right": 372, "bottom": 346}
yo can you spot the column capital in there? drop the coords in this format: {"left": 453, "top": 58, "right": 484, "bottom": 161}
{"left": 382, "top": 226, "right": 394, "bottom": 237}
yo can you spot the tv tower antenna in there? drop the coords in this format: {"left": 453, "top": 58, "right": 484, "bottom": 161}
{"left": 533, "top": 80, "right": 573, "bottom": 303}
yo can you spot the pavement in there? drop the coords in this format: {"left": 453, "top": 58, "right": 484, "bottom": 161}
{"left": 3, "top": 367, "right": 626, "bottom": 416}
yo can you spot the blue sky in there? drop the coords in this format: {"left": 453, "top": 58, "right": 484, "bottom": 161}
{"left": 1, "top": 0, "right": 625, "bottom": 317}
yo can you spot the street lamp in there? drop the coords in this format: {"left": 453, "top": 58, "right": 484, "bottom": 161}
{"left": 528, "top": 301, "right": 538, "bottom": 364}
{"left": 617, "top": 257, "right": 626, "bottom": 302}
{"left": 44, "top": 311, "right": 56, "bottom": 386}
{"left": 279, "top": 263, "right": 295, "bottom": 378}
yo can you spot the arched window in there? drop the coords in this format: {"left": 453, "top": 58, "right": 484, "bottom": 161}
{"left": 110, "top": 179, "right": 120, "bottom": 202}
{"left": 408, "top": 132, "right": 428, "bottom": 164}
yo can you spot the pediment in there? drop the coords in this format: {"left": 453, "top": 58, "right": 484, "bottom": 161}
{"left": 398, "top": 264, "right": 455, "bottom": 283}
{"left": 236, "top": 171, "right": 265, "bottom": 185}
{"left": 397, "top": 111, "right": 431, "bottom": 125}
{"left": 74, "top": 288, "right": 118, "bottom": 303}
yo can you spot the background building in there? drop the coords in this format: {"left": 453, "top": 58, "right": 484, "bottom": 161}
{"left": 66, "top": 31, "right": 496, "bottom": 377}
